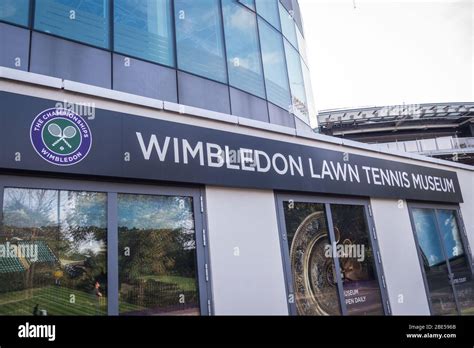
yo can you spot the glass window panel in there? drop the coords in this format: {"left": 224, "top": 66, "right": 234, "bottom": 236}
{"left": 222, "top": 0, "right": 265, "bottom": 99}
{"left": 284, "top": 39, "right": 307, "bottom": 119}
{"left": 34, "top": 0, "right": 110, "bottom": 48}
{"left": 114, "top": 0, "right": 174, "bottom": 67}
{"left": 175, "top": 0, "right": 227, "bottom": 83}
{"left": 412, "top": 208, "right": 458, "bottom": 315}
{"left": 296, "top": 26, "right": 308, "bottom": 64}
{"left": 258, "top": 19, "right": 290, "bottom": 110}
{"left": 0, "top": 188, "right": 107, "bottom": 315}
{"left": 330, "top": 205, "right": 384, "bottom": 315}
{"left": 301, "top": 60, "right": 316, "bottom": 125}
{"left": 436, "top": 137, "right": 454, "bottom": 150}
{"left": 0, "top": 0, "right": 29, "bottom": 26}
{"left": 278, "top": 1, "right": 297, "bottom": 49}
{"left": 239, "top": 0, "right": 255, "bottom": 11}
{"left": 436, "top": 210, "right": 474, "bottom": 315}
{"left": 255, "top": 0, "right": 280, "bottom": 30}
{"left": 283, "top": 201, "right": 342, "bottom": 316}
{"left": 118, "top": 194, "right": 199, "bottom": 316}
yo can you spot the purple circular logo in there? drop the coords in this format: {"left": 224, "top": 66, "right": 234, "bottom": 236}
{"left": 30, "top": 108, "right": 92, "bottom": 166}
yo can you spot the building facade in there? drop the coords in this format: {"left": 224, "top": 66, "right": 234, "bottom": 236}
{"left": 0, "top": 0, "right": 473, "bottom": 317}
{"left": 318, "top": 104, "right": 474, "bottom": 165}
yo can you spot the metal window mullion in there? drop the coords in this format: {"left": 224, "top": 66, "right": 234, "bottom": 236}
{"left": 195, "top": 189, "right": 212, "bottom": 316}
{"left": 275, "top": 196, "right": 297, "bottom": 316}
{"left": 0, "top": 184, "right": 4, "bottom": 236}
{"left": 364, "top": 203, "right": 391, "bottom": 315}
{"left": 107, "top": 192, "right": 119, "bottom": 316}
{"left": 325, "top": 203, "right": 348, "bottom": 316}
{"left": 110, "top": 0, "right": 114, "bottom": 89}
{"left": 255, "top": 14, "right": 271, "bottom": 122}
{"left": 218, "top": 0, "right": 233, "bottom": 112}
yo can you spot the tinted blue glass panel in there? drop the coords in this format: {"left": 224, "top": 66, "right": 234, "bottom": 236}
{"left": 255, "top": 0, "right": 280, "bottom": 30}
{"left": 0, "top": 0, "right": 29, "bottom": 26}
{"left": 412, "top": 208, "right": 445, "bottom": 267}
{"left": 279, "top": 1, "right": 297, "bottom": 49}
{"left": 301, "top": 60, "right": 315, "bottom": 125}
{"left": 35, "top": 0, "right": 110, "bottom": 48}
{"left": 222, "top": 0, "right": 265, "bottom": 99}
{"left": 114, "top": 0, "right": 174, "bottom": 67}
{"left": 284, "top": 39, "right": 307, "bottom": 118}
{"left": 258, "top": 19, "right": 290, "bottom": 110}
{"left": 239, "top": 0, "right": 255, "bottom": 11}
{"left": 175, "top": 0, "right": 227, "bottom": 83}
{"left": 436, "top": 210, "right": 465, "bottom": 259}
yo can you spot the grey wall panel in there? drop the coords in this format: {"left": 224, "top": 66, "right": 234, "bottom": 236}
{"left": 0, "top": 23, "right": 29, "bottom": 71}
{"left": 113, "top": 54, "right": 177, "bottom": 102}
{"left": 30, "top": 32, "right": 111, "bottom": 88}
{"left": 177, "top": 71, "right": 230, "bottom": 114}
{"left": 268, "top": 102, "right": 295, "bottom": 128}
{"left": 205, "top": 187, "right": 288, "bottom": 315}
{"left": 230, "top": 87, "right": 269, "bottom": 122}
{"left": 371, "top": 198, "right": 431, "bottom": 315}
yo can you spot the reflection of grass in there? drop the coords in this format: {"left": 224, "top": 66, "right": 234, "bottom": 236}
{"left": 138, "top": 275, "right": 196, "bottom": 292}
{"left": 0, "top": 286, "right": 106, "bottom": 316}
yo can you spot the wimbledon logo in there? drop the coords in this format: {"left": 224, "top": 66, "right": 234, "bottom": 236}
{"left": 30, "top": 108, "right": 92, "bottom": 166}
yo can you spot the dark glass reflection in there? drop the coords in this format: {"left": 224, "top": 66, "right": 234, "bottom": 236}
{"left": 0, "top": 188, "right": 107, "bottom": 315}
{"left": 283, "top": 202, "right": 342, "bottom": 316}
{"left": 412, "top": 208, "right": 458, "bottom": 315}
{"left": 436, "top": 210, "right": 474, "bottom": 315}
{"left": 330, "top": 205, "right": 384, "bottom": 315}
{"left": 118, "top": 194, "right": 199, "bottom": 316}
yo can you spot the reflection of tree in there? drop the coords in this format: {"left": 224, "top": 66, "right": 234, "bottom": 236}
{"left": 118, "top": 194, "right": 197, "bottom": 310}
{"left": 61, "top": 191, "right": 107, "bottom": 292}
{"left": 2, "top": 189, "right": 58, "bottom": 298}
{"left": 1, "top": 188, "right": 108, "bottom": 308}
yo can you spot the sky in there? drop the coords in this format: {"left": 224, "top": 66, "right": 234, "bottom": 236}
{"left": 299, "top": 0, "right": 474, "bottom": 114}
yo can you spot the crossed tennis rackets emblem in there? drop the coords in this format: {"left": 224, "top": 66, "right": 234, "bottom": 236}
{"left": 47, "top": 123, "right": 77, "bottom": 149}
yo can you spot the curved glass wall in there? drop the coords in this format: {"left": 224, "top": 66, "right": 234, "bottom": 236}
{"left": 0, "top": 0, "right": 314, "bottom": 125}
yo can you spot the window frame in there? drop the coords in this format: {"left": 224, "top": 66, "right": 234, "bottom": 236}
{"left": 0, "top": 174, "right": 212, "bottom": 316}
{"left": 275, "top": 193, "right": 390, "bottom": 316}
{"left": 407, "top": 201, "right": 473, "bottom": 315}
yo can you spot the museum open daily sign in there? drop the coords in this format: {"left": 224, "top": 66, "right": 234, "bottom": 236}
{"left": 0, "top": 92, "right": 463, "bottom": 203}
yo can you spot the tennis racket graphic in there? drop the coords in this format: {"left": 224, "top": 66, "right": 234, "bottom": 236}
{"left": 48, "top": 123, "right": 77, "bottom": 148}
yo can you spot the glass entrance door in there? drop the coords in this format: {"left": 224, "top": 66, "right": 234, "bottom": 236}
{"left": 277, "top": 195, "right": 388, "bottom": 316}
{"left": 410, "top": 205, "right": 474, "bottom": 315}
{"left": 118, "top": 193, "right": 200, "bottom": 315}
